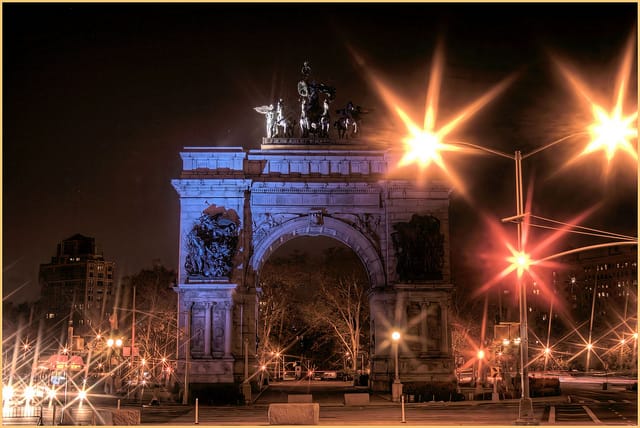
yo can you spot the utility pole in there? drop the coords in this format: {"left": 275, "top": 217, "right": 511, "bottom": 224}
{"left": 132, "top": 285, "right": 136, "bottom": 362}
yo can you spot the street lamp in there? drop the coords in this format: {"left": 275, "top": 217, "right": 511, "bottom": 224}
{"left": 384, "top": 37, "right": 636, "bottom": 425}
{"left": 391, "top": 331, "right": 402, "bottom": 402}
{"left": 394, "top": 87, "right": 635, "bottom": 426}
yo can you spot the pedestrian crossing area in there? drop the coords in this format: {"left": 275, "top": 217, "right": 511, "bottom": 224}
{"left": 570, "top": 397, "right": 633, "bottom": 404}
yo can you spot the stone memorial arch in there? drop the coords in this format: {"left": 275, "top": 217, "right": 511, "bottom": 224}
{"left": 172, "top": 140, "right": 457, "bottom": 399}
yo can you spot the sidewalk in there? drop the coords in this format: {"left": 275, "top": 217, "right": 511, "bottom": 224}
{"left": 253, "top": 383, "right": 567, "bottom": 408}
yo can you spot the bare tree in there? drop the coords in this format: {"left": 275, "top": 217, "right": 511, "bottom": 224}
{"left": 304, "top": 273, "right": 369, "bottom": 373}
{"left": 122, "top": 263, "right": 177, "bottom": 381}
{"left": 257, "top": 252, "right": 312, "bottom": 360}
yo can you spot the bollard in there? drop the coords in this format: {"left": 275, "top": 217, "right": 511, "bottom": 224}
{"left": 52, "top": 404, "right": 57, "bottom": 426}
{"left": 117, "top": 399, "right": 121, "bottom": 410}
{"left": 401, "top": 395, "right": 406, "bottom": 423}
{"left": 195, "top": 397, "right": 199, "bottom": 424}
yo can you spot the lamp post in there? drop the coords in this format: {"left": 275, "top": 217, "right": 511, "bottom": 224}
{"left": 388, "top": 37, "right": 636, "bottom": 424}
{"left": 106, "top": 337, "right": 123, "bottom": 395}
{"left": 400, "top": 132, "right": 636, "bottom": 423}
{"left": 391, "top": 331, "right": 402, "bottom": 402}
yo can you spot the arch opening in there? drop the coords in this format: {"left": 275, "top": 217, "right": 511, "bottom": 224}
{"left": 255, "top": 235, "right": 371, "bottom": 384}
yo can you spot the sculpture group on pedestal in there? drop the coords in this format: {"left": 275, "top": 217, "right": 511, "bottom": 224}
{"left": 255, "top": 61, "right": 367, "bottom": 140}
{"left": 184, "top": 212, "right": 239, "bottom": 278}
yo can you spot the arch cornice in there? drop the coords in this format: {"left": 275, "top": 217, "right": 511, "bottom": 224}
{"left": 250, "top": 215, "right": 386, "bottom": 288}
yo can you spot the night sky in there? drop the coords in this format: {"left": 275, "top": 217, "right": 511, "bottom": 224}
{"left": 4, "top": 3, "right": 637, "bottom": 303}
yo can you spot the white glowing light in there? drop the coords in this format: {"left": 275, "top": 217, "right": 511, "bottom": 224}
{"left": 585, "top": 104, "right": 638, "bottom": 161}
{"left": 24, "top": 386, "right": 36, "bottom": 403}
{"left": 3, "top": 385, "right": 14, "bottom": 404}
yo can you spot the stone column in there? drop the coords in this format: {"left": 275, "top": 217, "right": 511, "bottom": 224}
{"left": 224, "top": 301, "right": 232, "bottom": 357}
{"left": 441, "top": 299, "right": 450, "bottom": 355}
{"left": 420, "top": 302, "right": 428, "bottom": 354}
{"left": 204, "top": 302, "right": 212, "bottom": 357}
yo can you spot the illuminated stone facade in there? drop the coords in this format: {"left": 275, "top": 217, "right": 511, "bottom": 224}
{"left": 172, "top": 140, "right": 457, "bottom": 397}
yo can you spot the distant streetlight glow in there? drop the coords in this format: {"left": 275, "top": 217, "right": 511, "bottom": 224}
{"left": 391, "top": 331, "right": 401, "bottom": 342}
{"left": 24, "top": 386, "right": 36, "bottom": 403}
{"left": 477, "top": 349, "right": 485, "bottom": 360}
{"left": 2, "top": 385, "right": 13, "bottom": 406}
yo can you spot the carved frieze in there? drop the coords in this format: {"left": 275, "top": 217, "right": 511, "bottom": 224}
{"left": 334, "top": 213, "right": 382, "bottom": 246}
{"left": 252, "top": 213, "right": 299, "bottom": 245}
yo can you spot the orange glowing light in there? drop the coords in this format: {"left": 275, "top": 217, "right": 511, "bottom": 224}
{"left": 556, "top": 32, "right": 638, "bottom": 165}
{"left": 353, "top": 41, "right": 514, "bottom": 193}
{"left": 391, "top": 331, "right": 401, "bottom": 342}
{"left": 477, "top": 349, "right": 485, "bottom": 360}
{"left": 394, "top": 42, "right": 514, "bottom": 172}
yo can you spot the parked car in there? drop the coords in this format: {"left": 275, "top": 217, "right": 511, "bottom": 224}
{"left": 321, "top": 371, "right": 338, "bottom": 381}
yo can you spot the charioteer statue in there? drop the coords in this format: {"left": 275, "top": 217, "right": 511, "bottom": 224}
{"left": 255, "top": 61, "right": 368, "bottom": 141}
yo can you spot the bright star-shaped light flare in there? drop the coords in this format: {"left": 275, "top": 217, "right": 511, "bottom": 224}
{"left": 585, "top": 104, "right": 637, "bottom": 161}
{"left": 474, "top": 181, "right": 598, "bottom": 305}
{"left": 350, "top": 41, "right": 514, "bottom": 195}
{"left": 398, "top": 126, "right": 460, "bottom": 169}
{"left": 555, "top": 32, "right": 638, "bottom": 166}
{"left": 395, "top": 42, "right": 513, "bottom": 172}
{"left": 507, "top": 248, "right": 532, "bottom": 278}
